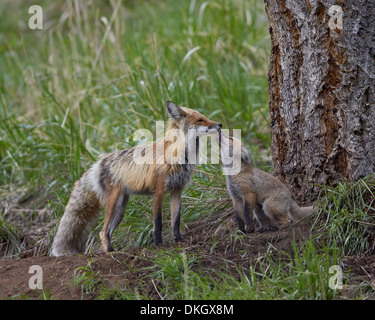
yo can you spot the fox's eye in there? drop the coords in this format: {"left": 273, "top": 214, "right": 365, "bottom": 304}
{"left": 196, "top": 119, "right": 204, "bottom": 123}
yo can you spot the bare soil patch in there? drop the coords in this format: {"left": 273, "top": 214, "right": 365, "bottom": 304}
{"left": 0, "top": 207, "right": 312, "bottom": 300}
{"left": 1, "top": 204, "right": 374, "bottom": 300}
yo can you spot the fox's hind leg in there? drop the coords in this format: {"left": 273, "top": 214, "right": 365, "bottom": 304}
{"left": 261, "top": 198, "right": 288, "bottom": 231}
{"left": 232, "top": 193, "right": 256, "bottom": 234}
{"left": 170, "top": 189, "right": 182, "bottom": 242}
{"left": 100, "top": 186, "right": 129, "bottom": 252}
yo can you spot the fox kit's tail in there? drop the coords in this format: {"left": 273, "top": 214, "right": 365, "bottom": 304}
{"left": 51, "top": 167, "right": 102, "bottom": 256}
{"left": 288, "top": 201, "right": 314, "bottom": 222}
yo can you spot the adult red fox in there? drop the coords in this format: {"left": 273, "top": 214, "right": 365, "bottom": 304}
{"left": 51, "top": 101, "right": 222, "bottom": 256}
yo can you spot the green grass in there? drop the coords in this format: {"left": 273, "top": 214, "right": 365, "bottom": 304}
{"left": 314, "top": 175, "right": 375, "bottom": 255}
{"left": 197, "top": 240, "right": 341, "bottom": 300}
{"left": 86, "top": 238, "right": 341, "bottom": 300}
{"left": 73, "top": 258, "right": 104, "bottom": 299}
{"left": 0, "top": 0, "right": 271, "bottom": 252}
{"left": 0, "top": 214, "right": 24, "bottom": 256}
{"left": 0, "top": 0, "right": 271, "bottom": 193}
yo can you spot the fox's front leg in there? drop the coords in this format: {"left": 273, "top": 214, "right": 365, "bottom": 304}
{"left": 170, "top": 189, "right": 182, "bottom": 242}
{"left": 254, "top": 204, "right": 276, "bottom": 232}
{"left": 153, "top": 178, "right": 166, "bottom": 246}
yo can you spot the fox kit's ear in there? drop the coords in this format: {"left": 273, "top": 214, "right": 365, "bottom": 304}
{"left": 241, "top": 148, "right": 252, "bottom": 164}
{"left": 166, "top": 101, "right": 186, "bottom": 120}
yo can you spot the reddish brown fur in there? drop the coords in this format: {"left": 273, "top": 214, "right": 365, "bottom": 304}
{"left": 51, "top": 102, "right": 222, "bottom": 256}
{"left": 100, "top": 182, "right": 122, "bottom": 252}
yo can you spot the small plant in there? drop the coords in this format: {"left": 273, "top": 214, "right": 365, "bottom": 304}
{"left": 37, "top": 288, "right": 55, "bottom": 300}
{"left": 0, "top": 215, "right": 23, "bottom": 257}
{"left": 314, "top": 175, "right": 375, "bottom": 255}
{"left": 72, "top": 259, "right": 102, "bottom": 299}
{"left": 142, "top": 248, "right": 201, "bottom": 300}
{"left": 98, "top": 283, "right": 148, "bottom": 300}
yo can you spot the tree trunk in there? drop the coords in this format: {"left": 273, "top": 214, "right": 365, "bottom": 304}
{"left": 263, "top": 0, "right": 375, "bottom": 203}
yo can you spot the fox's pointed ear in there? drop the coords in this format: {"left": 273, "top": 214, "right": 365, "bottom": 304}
{"left": 241, "top": 148, "right": 252, "bottom": 164}
{"left": 166, "top": 101, "right": 186, "bottom": 120}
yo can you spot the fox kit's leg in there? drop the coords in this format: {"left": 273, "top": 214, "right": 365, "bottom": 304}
{"left": 262, "top": 198, "right": 287, "bottom": 230}
{"left": 231, "top": 196, "right": 247, "bottom": 234}
{"left": 100, "top": 186, "right": 129, "bottom": 252}
{"left": 153, "top": 178, "right": 166, "bottom": 246}
{"left": 231, "top": 193, "right": 255, "bottom": 234}
{"left": 254, "top": 204, "right": 277, "bottom": 232}
{"left": 242, "top": 192, "right": 255, "bottom": 233}
{"left": 170, "top": 189, "right": 182, "bottom": 242}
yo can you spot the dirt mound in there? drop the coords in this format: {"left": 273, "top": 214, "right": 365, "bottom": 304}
{"left": 1, "top": 202, "right": 374, "bottom": 300}
{"left": 0, "top": 215, "right": 313, "bottom": 300}
{"left": 0, "top": 251, "right": 153, "bottom": 299}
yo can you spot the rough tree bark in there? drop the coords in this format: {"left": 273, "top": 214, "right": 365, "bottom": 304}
{"left": 263, "top": 0, "right": 375, "bottom": 203}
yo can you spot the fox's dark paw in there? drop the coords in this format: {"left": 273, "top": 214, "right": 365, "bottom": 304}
{"left": 257, "top": 226, "right": 278, "bottom": 233}
{"left": 245, "top": 225, "right": 255, "bottom": 234}
{"left": 153, "top": 238, "right": 163, "bottom": 246}
{"left": 174, "top": 234, "right": 183, "bottom": 242}
{"left": 101, "top": 244, "right": 114, "bottom": 253}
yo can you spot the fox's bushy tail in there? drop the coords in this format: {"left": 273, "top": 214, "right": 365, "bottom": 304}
{"left": 51, "top": 169, "right": 101, "bottom": 256}
{"left": 288, "top": 201, "right": 314, "bottom": 222}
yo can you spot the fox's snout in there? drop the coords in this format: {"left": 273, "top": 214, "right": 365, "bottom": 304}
{"left": 207, "top": 122, "right": 222, "bottom": 131}
{"left": 195, "top": 121, "right": 222, "bottom": 136}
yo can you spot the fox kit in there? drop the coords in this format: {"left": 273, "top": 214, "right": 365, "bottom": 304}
{"left": 218, "top": 132, "right": 313, "bottom": 233}
{"left": 51, "top": 101, "right": 222, "bottom": 256}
